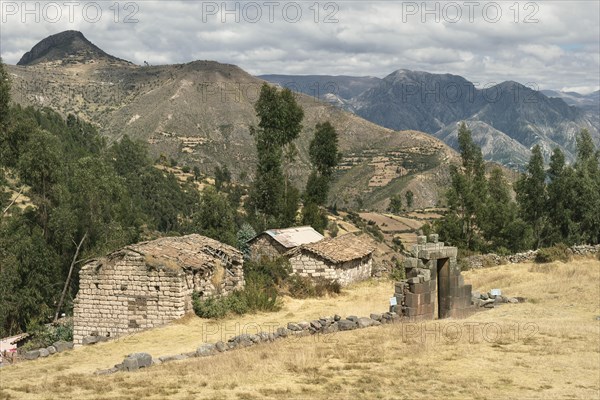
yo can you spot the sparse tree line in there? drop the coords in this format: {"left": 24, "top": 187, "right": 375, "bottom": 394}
{"left": 0, "top": 58, "right": 338, "bottom": 337}
{"left": 437, "top": 122, "right": 600, "bottom": 254}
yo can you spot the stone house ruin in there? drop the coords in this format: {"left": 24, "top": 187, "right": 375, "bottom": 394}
{"left": 73, "top": 234, "right": 244, "bottom": 346}
{"left": 286, "top": 234, "right": 375, "bottom": 286}
{"left": 247, "top": 226, "right": 324, "bottom": 261}
{"left": 394, "top": 234, "right": 473, "bottom": 320}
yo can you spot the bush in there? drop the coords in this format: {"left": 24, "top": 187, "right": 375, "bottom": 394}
{"left": 244, "top": 257, "right": 291, "bottom": 287}
{"left": 181, "top": 166, "right": 191, "bottom": 173}
{"left": 390, "top": 258, "right": 406, "bottom": 281}
{"left": 535, "top": 243, "right": 572, "bottom": 263}
{"left": 192, "top": 259, "right": 286, "bottom": 319}
{"left": 287, "top": 275, "right": 341, "bottom": 299}
{"left": 21, "top": 319, "right": 73, "bottom": 351}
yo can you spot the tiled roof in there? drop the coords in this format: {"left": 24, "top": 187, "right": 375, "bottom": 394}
{"left": 253, "top": 226, "right": 324, "bottom": 249}
{"left": 292, "top": 233, "right": 375, "bottom": 263}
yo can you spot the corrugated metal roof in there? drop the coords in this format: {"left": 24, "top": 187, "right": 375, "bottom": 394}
{"left": 264, "top": 226, "right": 324, "bottom": 249}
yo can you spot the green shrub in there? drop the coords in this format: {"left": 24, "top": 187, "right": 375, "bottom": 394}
{"left": 535, "top": 244, "right": 572, "bottom": 263}
{"left": 287, "top": 275, "right": 316, "bottom": 298}
{"left": 287, "top": 275, "right": 341, "bottom": 299}
{"left": 244, "top": 257, "right": 291, "bottom": 287}
{"left": 181, "top": 166, "right": 191, "bottom": 173}
{"left": 192, "top": 293, "right": 231, "bottom": 319}
{"left": 390, "top": 258, "right": 406, "bottom": 281}
{"left": 21, "top": 319, "right": 73, "bottom": 350}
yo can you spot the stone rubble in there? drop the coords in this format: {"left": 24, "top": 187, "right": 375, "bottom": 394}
{"left": 462, "top": 245, "right": 600, "bottom": 269}
{"left": 94, "top": 311, "right": 401, "bottom": 375}
{"left": 471, "top": 290, "right": 526, "bottom": 309}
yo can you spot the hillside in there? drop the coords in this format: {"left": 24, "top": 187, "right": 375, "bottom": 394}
{"left": 7, "top": 31, "right": 458, "bottom": 211}
{"left": 0, "top": 258, "right": 598, "bottom": 399}
{"left": 262, "top": 70, "right": 600, "bottom": 168}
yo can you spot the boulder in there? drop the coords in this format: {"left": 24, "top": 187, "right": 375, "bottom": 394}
{"left": 39, "top": 348, "right": 50, "bottom": 358}
{"left": 357, "top": 318, "right": 379, "bottom": 329}
{"left": 297, "top": 321, "right": 310, "bottom": 330}
{"left": 46, "top": 346, "right": 57, "bottom": 355}
{"left": 310, "top": 320, "right": 322, "bottom": 331}
{"left": 197, "top": 344, "right": 217, "bottom": 357}
{"left": 121, "top": 352, "right": 152, "bottom": 371}
{"left": 23, "top": 350, "right": 40, "bottom": 360}
{"left": 82, "top": 336, "right": 99, "bottom": 346}
{"left": 53, "top": 341, "right": 73, "bottom": 352}
{"left": 334, "top": 314, "right": 342, "bottom": 322}
{"left": 370, "top": 314, "right": 382, "bottom": 322}
{"left": 346, "top": 316, "right": 359, "bottom": 323}
{"left": 338, "top": 320, "right": 357, "bottom": 331}
{"left": 276, "top": 327, "right": 290, "bottom": 338}
{"left": 508, "top": 297, "right": 519, "bottom": 304}
{"left": 287, "top": 323, "right": 302, "bottom": 331}
{"left": 322, "top": 323, "right": 339, "bottom": 334}
{"left": 215, "top": 341, "right": 227, "bottom": 352}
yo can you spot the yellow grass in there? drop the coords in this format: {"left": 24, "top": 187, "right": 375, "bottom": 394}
{"left": 1, "top": 259, "right": 599, "bottom": 400}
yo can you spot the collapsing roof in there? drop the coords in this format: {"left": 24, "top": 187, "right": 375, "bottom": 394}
{"left": 98, "top": 234, "right": 243, "bottom": 273}
{"left": 251, "top": 226, "right": 324, "bottom": 249}
{"left": 290, "top": 233, "right": 376, "bottom": 264}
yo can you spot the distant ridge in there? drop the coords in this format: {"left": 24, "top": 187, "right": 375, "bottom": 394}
{"left": 17, "top": 30, "right": 131, "bottom": 66}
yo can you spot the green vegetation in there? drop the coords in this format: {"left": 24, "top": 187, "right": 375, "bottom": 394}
{"left": 247, "top": 83, "right": 304, "bottom": 229}
{"left": 192, "top": 257, "right": 340, "bottom": 319}
{"left": 438, "top": 123, "right": 600, "bottom": 253}
{"left": 535, "top": 244, "right": 572, "bottom": 264}
{"left": 0, "top": 59, "right": 251, "bottom": 336}
{"left": 286, "top": 275, "right": 342, "bottom": 299}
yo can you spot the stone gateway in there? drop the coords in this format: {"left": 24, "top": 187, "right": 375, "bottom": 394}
{"left": 73, "top": 234, "right": 244, "bottom": 346}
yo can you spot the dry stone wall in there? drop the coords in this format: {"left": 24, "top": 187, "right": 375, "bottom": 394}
{"left": 74, "top": 249, "right": 244, "bottom": 346}
{"left": 74, "top": 251, "right": 187, "bottom": 345}
{"left": 288, "top": 251, "right": 372, "bottom": 286}
{"left": 248, "top": 235, "right": 287, "bottom": 261}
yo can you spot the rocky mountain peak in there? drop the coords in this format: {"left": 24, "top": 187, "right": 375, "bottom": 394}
{"left": 17, "top": 30, "right": 131, "bottom": 66}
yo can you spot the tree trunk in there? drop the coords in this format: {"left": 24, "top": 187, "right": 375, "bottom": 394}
{"left": 53, "top": 232, "right": 87, "bottom": 323}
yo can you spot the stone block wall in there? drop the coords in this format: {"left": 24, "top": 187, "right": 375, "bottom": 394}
{"left": 288, "top": 252, "right": 372, "bottom": 286}
{"left": 393, "top": 234, "right": 473, "bottom": 320}
{"left": 74, "top": 251, "right": 186, "bottom": 345}
{"left": 74, "top": 251, "right": 245, "bottom": 346}
{"left": 248, "top": 235, "right": 287, "bottom": 262}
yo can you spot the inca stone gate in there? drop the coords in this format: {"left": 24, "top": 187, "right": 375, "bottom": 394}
{"left": 73, "top": 234, "right": 244, "bottom": 346}
{"left": 394, "top": 234, "right": 473, "bottom": 320}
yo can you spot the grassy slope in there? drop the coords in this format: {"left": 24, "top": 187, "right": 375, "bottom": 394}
{"left": 1, "top": 259, "right": 599, "bottom": 400}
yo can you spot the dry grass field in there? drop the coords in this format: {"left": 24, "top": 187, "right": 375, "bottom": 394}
{"left": 1, "top": 258, "right": 599, "bottom": 400}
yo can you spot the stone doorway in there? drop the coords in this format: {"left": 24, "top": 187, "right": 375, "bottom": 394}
{"left": 436, "top": 258, "right": 450, "bottom": 319}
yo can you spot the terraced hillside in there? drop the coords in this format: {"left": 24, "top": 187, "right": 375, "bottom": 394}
{"left": 6, "top": 32, "right": 459, "bottom": 210}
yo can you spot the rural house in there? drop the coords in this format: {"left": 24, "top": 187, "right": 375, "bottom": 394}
{"left": 73, "top": 234, "right": 244, "bottom": 346}
{"left": 286, "top": 233, "right": 375, "bottom": 286}
{"left": 247, "top": 226, "right": 324, "bottom": 261}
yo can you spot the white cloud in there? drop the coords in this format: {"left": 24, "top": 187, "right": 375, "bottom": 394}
{"left": 0, "top": 1, "right": 598, "bottom": 92}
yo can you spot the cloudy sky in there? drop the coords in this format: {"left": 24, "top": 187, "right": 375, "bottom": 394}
{"left": 1, "top": 1, "right": 599, "bottom": 93}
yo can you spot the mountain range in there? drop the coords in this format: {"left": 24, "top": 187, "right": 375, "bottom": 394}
{"left": 261, "top": 71, "right": 600, "bottom": 167}
{"left": 6, "top": 31, "right": 458, "bottom": 211}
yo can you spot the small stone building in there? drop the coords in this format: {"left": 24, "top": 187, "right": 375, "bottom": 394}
{"left": 393, "top": 234, "right": 473, "bottom": 320}
{"left": 286, "top": 234, "right": 375, "bottom": 286}
{"left": 73, "top": 234, "right": 244, "bottom": 346}
{"left": 247, "top": 226, "right": 324, "bottom": 261}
